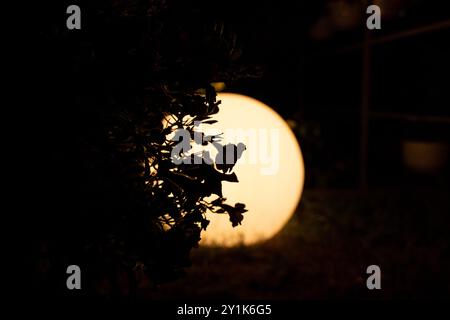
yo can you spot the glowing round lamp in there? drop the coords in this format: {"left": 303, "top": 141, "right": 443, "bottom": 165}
{"left": 200, "top": 93, "right": 305, "bottom": 247}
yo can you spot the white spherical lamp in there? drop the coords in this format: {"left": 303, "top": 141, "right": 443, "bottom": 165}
{"left": 200, "top": 93, "right": 305, "bottom": 247}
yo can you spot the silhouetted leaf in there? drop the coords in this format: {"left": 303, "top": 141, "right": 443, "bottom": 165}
{"left": 202, "top": 120, "right": 218, "bottom": 125}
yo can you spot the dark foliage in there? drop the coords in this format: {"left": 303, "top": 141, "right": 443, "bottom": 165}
{"left": 29, "top": 0, "right": 255, "bottom": 297}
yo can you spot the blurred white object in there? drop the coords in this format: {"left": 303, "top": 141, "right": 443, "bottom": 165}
{"left": 402, "top": 140, "right": 449, "bottom": 174}
{"left": 328, "top": 0, "right": 362, "bottom": 31}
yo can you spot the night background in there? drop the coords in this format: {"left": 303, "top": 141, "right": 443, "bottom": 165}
{"left": 20, "top": 0, "right": 450, "bottom": 305}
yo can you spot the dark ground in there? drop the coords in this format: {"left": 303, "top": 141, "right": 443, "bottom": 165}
{"left": 141, "top": 188, "right": 450, "bottom": 300}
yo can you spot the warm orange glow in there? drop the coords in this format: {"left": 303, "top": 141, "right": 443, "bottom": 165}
{"left": 200, "top": 93, "right": 305, "bottom": 247}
